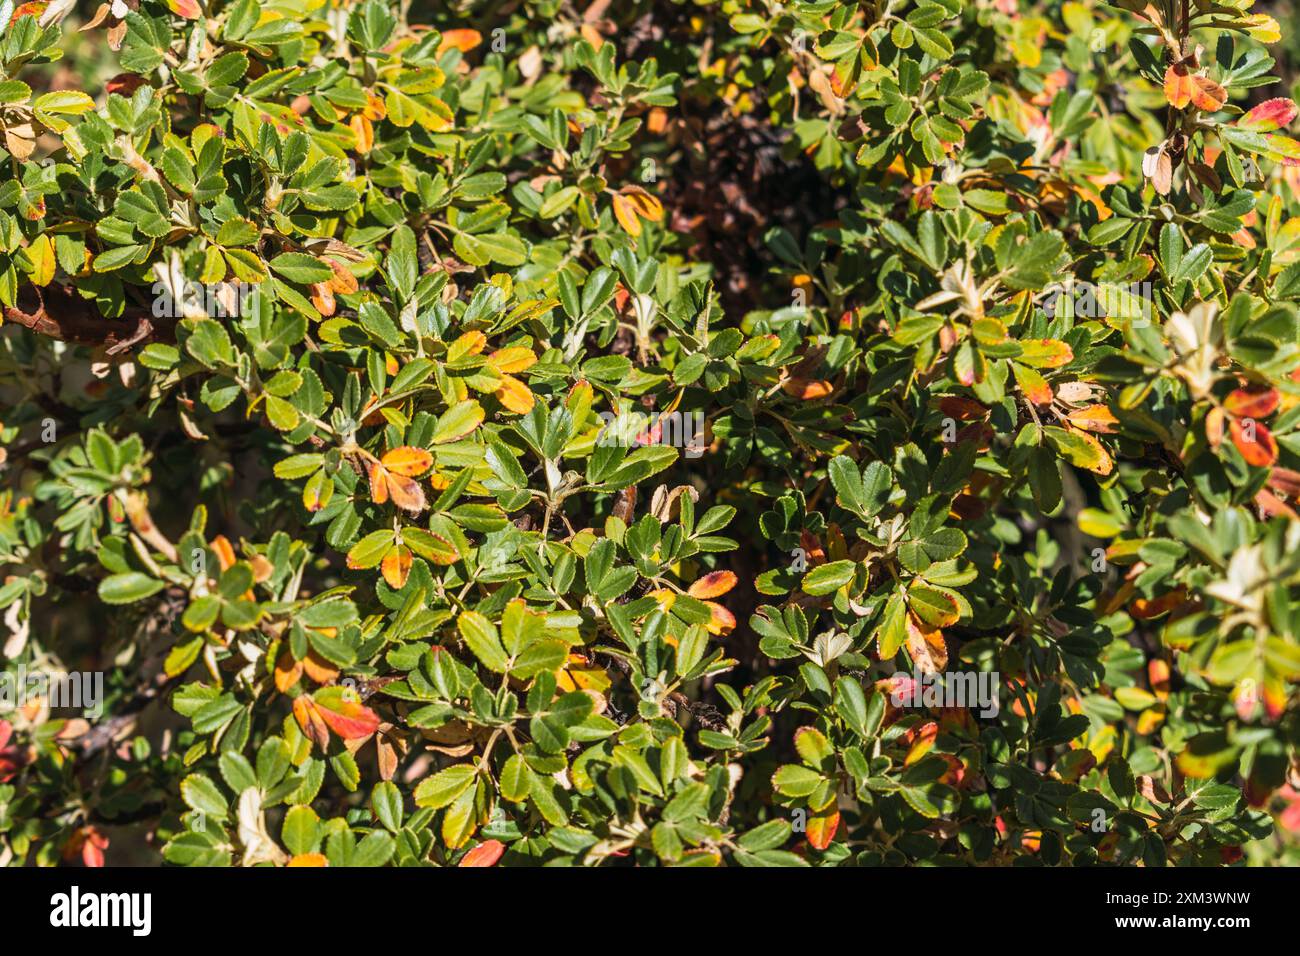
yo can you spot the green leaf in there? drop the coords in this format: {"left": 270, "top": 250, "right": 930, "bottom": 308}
{"left": 180, "top": 774, "right": 229, "bottom": 820}
{"left": 371, "top": 781, "right": 404, "bottom": 831}
{"left": 99, "top": 572, "right": 165, "bottom": 605}
{"left": 433, "top": 400, "right": 485, "bottom": 444}
{"left": 771, "top": 764, "right": 823, "bottom": 797}
{"left": 269, "top": 252, "right": 333, "bottom": 284}
{"left": 346, "top": 530, "right": 393, "bottom": 570}
{"left": 281, "top": 805, "right": 321, "bottom": 854}
{"left": 801, "top": 560, "right": 856, "bottom": 596}
{"left": 457, "top": 610, "right": 509, "bottom": 673}
{"left": 414, "top": 764, "right": 477, "bottom": 809}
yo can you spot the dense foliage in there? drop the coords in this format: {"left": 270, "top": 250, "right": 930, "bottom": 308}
{"left": 2, "top": 0, "right": 1300, "bottom": 867}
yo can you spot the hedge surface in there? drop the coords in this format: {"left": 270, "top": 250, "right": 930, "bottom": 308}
{"left": 1, "top": 0, "right": 1299, "bottom": 866}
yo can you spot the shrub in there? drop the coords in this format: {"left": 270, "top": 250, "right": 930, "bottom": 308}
{"left": 0, "top": 0, "right": 1299, "bottom": 868}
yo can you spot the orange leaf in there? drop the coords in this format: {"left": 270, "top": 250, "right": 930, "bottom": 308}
{"left": 326, "top": 258, "right": 359, "bottom": 295}
{"left": 1130, "top": 588, "right": 1186, "bottom": 620}
{"left": 495, "top": 374, "right": 535, "bottom": 414}
{"left": 1164, "top": 64, "right": 1195, "bottom": 109}
{"left": 9, "top": 2, "right": 46, "bottom": 26}
{"left": 1136, "top": 707, "right": 1165, "bottom": 735}
{"left": 368, "top": 449, "right": 431, "bottom": 513}
{"left": 612, "top": 193, "right": 642, "bottom": 237}
{"left": 799, "top": 529, "right": 826, "bottom": 565}
{"left": 381, "top": 544, "right": 412, "bottom": 589}
{"left": 363, "top": 92, "right": 387, "bottom": 121}
{"left": 1224, "top": 385, "right": 1280, "bottom": 419}
{"left": 705, "top": 602, "right": 737, "bottom": 636}
{"left": 211, "top": 535, "right": 237, "bottom": 572}
{"left": 1206, "top": 406, "right": 1226, "bottom": 450}
{"left": 313, "top": 687, "right": 381, "bottom": 741}
{"left": 688, "top": 570, "right": 737, "bottom": 599}
{"left": 1268, "top": 467, "right": 1300, "bottom": 497}
{"left": 350, "top": 113, "right": 374, "bottom": 154}
{"left": 292, "top": 696, "right": 331, "bottom": 749}
{"left": 904, "top": 612, "right": 949, "bottom": 674}
{"left": 250, "top": 554, "right": 274, "bottom": 583}
{"left": 166, "top": 0, "right": 202, "bottom": 19}
{"left": 438, "top": 28, "right": 482, "bottom": 54}
{"left": 367, "top": 461, "right": 389, "bottom": 505}
{"left": 580, "top": 23, "right": 604, "bottom": 49}
{"left": 1065, "top": 404, "right": 1119, "bottom": 434}
{"left": 302, "top": 650, "right": 340, "bottom": 685}
{"left": 275, "top": 648, "right": 304, "bottom": 693}
{"left": 459, "top": 840, "right": 506, "bottom": 867}
{"left": 1230, "top": 418, "right": 1278, "bottom": 467}
{"left": 1148, "top": 659, "right": 1171, "bottom": 699}
{"left": 622, "top": 187, "right": 663, "bottom": 222}
{"left": 383, "top": 473, "right": 428, "bottom": 514}
{"left": 1190, "top": 75, "right": 1226, "bottom": 112}
{"left": 782, "top": 378, "right": 833, "bottom": 400}
{"left": 904, "top": 720, "right": 938, "bottom": 765}
{"left": 309, "top": 282, "right": 336, "bottom": 317}
{"left": 1164, "top": 64, "right": 1223, "bottom": 111}
{"left": 381, "top": 446, "right": 433, "bottom": 477}
{"left": 805, "top": 806, "right": 840, "bottom": 851}
{"left": 105, "top": 73, "right": 147, "bottom": 98}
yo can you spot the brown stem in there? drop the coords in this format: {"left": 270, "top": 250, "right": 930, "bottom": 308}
{"left": 3, "top": 283, "right": 174, "bottom": 353}
{"left": 123, "top": 490, "right": 179, "bottom": 563}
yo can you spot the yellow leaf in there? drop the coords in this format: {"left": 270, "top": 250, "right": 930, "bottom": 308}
{"left": 1240, "top": 14, "right": 1281, "bottom": 44}
{"left": 1011, "top": 362, "right": 1053, "bottom": 406}
{"left": 448, "top": 330, "right": 487, "bottom": 360}
{"left": 488, "top": 347, "right": 538, "bottom": 374}
{"left": 26, "top": 233, "right": 54, "bottom": 286}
